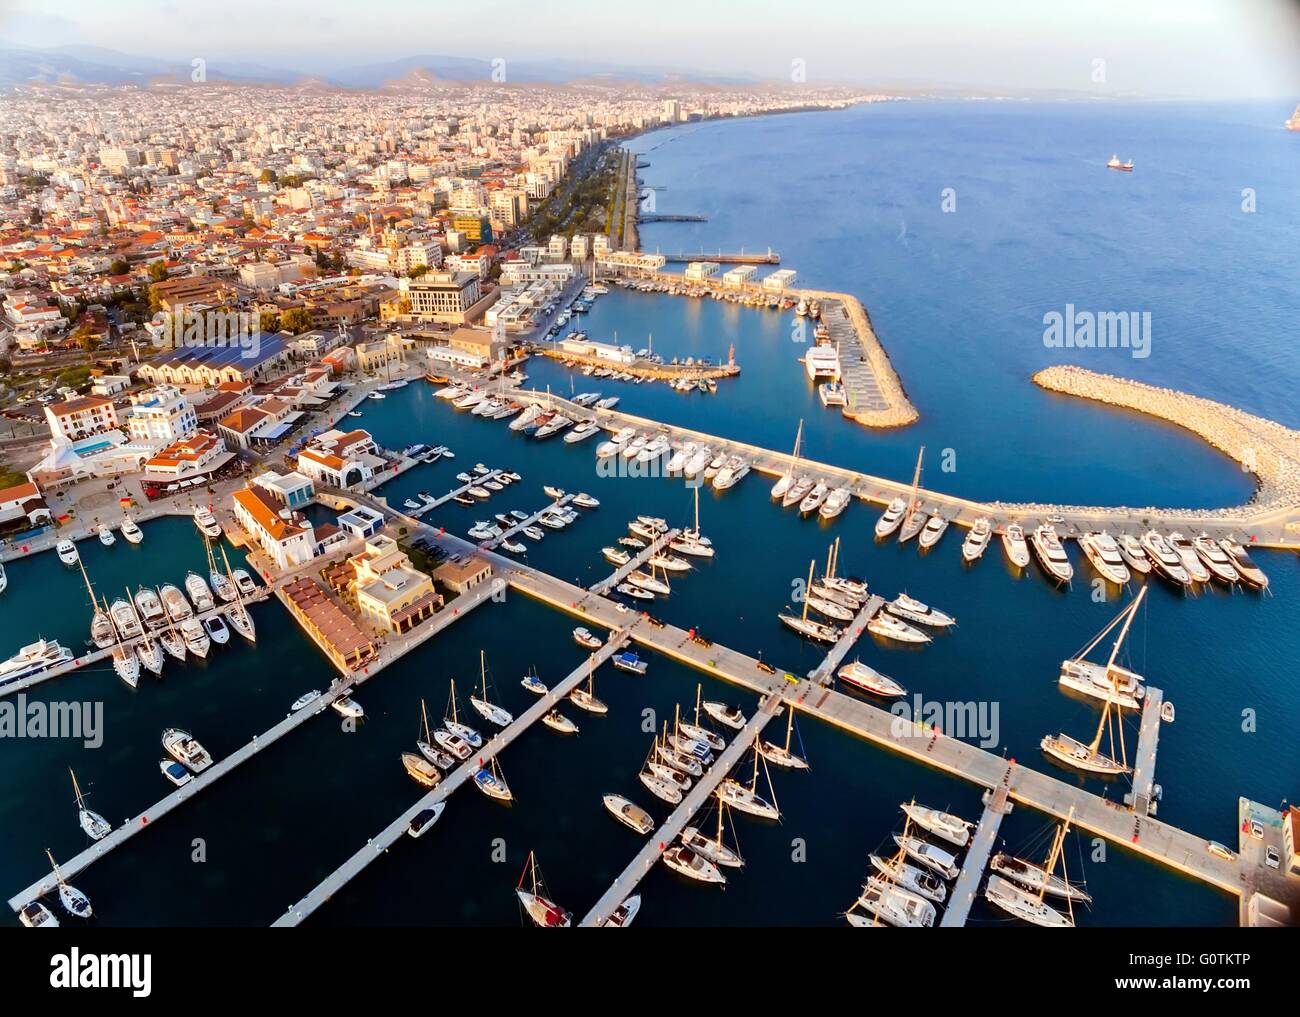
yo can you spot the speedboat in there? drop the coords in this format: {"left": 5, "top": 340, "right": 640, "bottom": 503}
{"left": 162, "top": 727, "right": 213, "bottom": 773}
{"left": 19, "top": 901, "right": 59, "bottom": 928}
{"left": 662, "top": 845, "right": 726, "bottom": 885}
{"left": 1030, "top": 525, "right": 1074, "bottom": 583}
{"left": 572, "top": 492, "right": 600, "bottom": 509}
{"left": 867, "top": 613, "right": 931, "bottom": 644}
{"left": 56, "top": 540, "right": 80, "bottom": 566}
{"left": 407, "top": 803, "right": 446, "bottom": 839}
{"left": 874, "top": 497, "right": 906, "bottom": 538}
{"left": 522, "top": 525, "right": 545, "bottom": 541}
{"left": 543, "top": 710, "right": 579, "bottom": 734}
{"left": 160, "top": 758, "right": 192, "bottom": 787}
{"left": 1218, "top": 537, "right": 1268, "bottom": 589}
{"left": 837, "top": 659, "right": 905, "bottom": 697}
{"left": 604, "top": 794, "right": 654, "bottom": 834}
{"left": 1141, "top": 531, "right": 1192, "bottom": 587}
{"left": 1001, "top": 523, "right": 1031, "bottom": 568}
{"left": 901, "top": 803, "right": 972, "bottom": 847}
{"left": 1079, "top": 531, "right": 1131, "bottom": 584}
{"left": 203, "top": 615, "right": 230, "bottom": 646}
{"left": 702, "top": 701, "right": 745, "bottom": 730}
{"left": 962, "top": 517, "right": 992, "bottom": 562}
{"left": 98, "top": 526, "right": 116, "bottom": 547}
{"left": 917, "top": 515, "right": 949, "bottom": 549}
{"left": 1169, "top": 532, "right": 1211, "bottom": 584}
{"left": 291, "top": 690, "right": 321, "bottom": 711}
{"left": 602, "top": 546, "right": 631, "bottom": 566}
{"left": 893, "top": 834, "right": 958, "bottom": 879}
{"left": 332, "top": 695, "right": 364, "bottom": 720}
{"left": 887, "top": 594, "right": 955, "bottom": 628}
{"left": 1192, "top": 533, "right": 1240, "bottom": 584}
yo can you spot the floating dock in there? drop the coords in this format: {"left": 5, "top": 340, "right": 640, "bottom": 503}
{"left": 940, "top": 779, "right": 1014, "bottom": 927}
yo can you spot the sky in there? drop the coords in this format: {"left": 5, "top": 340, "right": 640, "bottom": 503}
{"left": 2, "top": 0, "right": 1299, "bottom": 97}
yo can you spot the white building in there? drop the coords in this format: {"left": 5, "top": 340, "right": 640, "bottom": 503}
{"left": 44, "top": 396, "right": 119, "bottom": 442}
{"left": 763, "top": 268, "right": 798, "bottom": 292}
{"left": 684, "top": 261, "right": 720, "bottom": 282}
{"left": 127, "top": 385, "right": 197, "bottom": 444}
{"left": 722, "top": 265, "right": 757, "bottom": 288}
{"left": 232, "top": 483, "right": 316, "bottom": 570}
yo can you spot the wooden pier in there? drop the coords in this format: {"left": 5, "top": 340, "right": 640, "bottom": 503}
{"left": 940, "top": 779, "right": 1014, "bottom": 927}
{"left": 401, "top": 468, "right": 504, "bottom": 518}
{"left": 271, "top": 631, "right": 633, "bottom": 927}
{"left": 580, "top": 695, "right": 781, "bottom": 926}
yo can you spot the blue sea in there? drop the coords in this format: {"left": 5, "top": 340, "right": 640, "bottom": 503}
{"left": 1, "top": 100, "right": 1296, "bottom": 927}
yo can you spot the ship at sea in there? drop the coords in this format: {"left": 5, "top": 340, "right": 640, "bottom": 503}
{"left": 1287, "top": 105, "right": 1300, "bottom": 132}
{"left": 1106, "top": 154, "right": 1134, "bottom": 172}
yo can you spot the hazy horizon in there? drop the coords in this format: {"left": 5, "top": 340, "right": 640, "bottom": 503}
{"left": 2, "top": 0, "right": 1300, "bottom": 97}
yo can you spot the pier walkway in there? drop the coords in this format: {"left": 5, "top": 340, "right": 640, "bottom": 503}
{"left": 807, "top": 595, "right": 885, "bottom": 683}
{"left": 481, "top": 493, "right": 573, "bottom": 551}
{"left": 940, "top": 779, "right": 1014, "bottom": 927}
{"left": 1126, "top": 687, "right": 1165, "bottom": 817}
{"left": 402, "top": 469, "right": 504, "bottom": 517}
{"left": 589, "top": 527, "right": 679, "bottom": 595}
{"left": 580, "top": 695, "right": 781, "bottom": 926}
{"left": 272, "top": 630, "right": 632, "bottom": 927}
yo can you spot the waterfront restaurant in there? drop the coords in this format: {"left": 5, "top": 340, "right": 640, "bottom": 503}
{"left": 432, "top": 555, "right": 493, "bottom": 595}
{"left": 282, "top": 575, "right": 377, "bottom": 673}
{"left": 323, "top": 535, "right": 442, "bottom": 635}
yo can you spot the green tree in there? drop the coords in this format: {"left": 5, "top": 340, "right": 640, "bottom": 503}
{"left": 258, "top": 311, "right": 281, "bottom": 333}
{"left": 148, "top": 261, "right": 170, "bottom": 282}
{"left": 260, "top": 168, "right": 277, "bottom": 184}
{"left": 280, "top": 308, "right": 313, "bottom": 334}
{"left": 408, "top": 264, "right": 429, "bottom": 279}
{"left": 108, "top": 259, "right": 129, "bottom": 275}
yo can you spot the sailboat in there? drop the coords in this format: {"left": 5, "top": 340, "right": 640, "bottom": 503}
{"left": 79, "top": 559, "right": 114, "bottom": 650}
{"left": 469, "top": 651, "right": 514, "bottom": 727}
{"left": 985, "top": 810, "right": 1081, "bottom": 926}
{"left": 759, "top": 704, "right": 809, "bottom": 770}
{"left": 850, "top": 822, "right": 940, "bottom": 926}
{"left": 569, "top": 657, "right": 608, "bottom": 714}
{"left": 473, "top": 755, "right": 513, "bottom": 802}
{"left": 516, "top": 851, "right": 571, "bottom": 927}
{"left": 107, "top": 595, "right": 140, "bottom": 688}
{"left": 45, "top": 849, "right": 92, "bottom": 919}
{"left": 670, "top": 484, "right": 715, "bottom": 558}
{"left": 1058, "top": 586, "right": 1147, "bottom": 709}
{"left": 444, "top": 679, "right": 483, "bottom": 747}
{"left": 778, "top": 559, "right": 843, "bottom": 643}
{"left": 897, "top": 447, "right": 928, "bottom": 542}
{"left": 1041, "top": 675, "right": 1131, "bottom": 776}
{"left": 771, "top": 419, "right": 803, "bottom": 501}
{"left": 678, "top": 688, "right": 726, "bottom": 752}
{"left": 219, "top": 546, "right": 255, "bottom": 642}
{"left": 717, "top": 739, "right": 780, "bottom": 820}
{"left": 682, "top": 799, "right": 745, "bottom": 868}
{"left": 70, "top": 768, "right": 112, "bottom": 841}
{"left": 417, "top": 699, "right": 455, "bottom": 770}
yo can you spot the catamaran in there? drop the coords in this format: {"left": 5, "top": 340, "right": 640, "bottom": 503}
{"left": 469, "top": 651, "right": 514, "bottom": 727}
{"left": 962, "top": 517, "right": 992, "bottom": 562}
{"left": 516, "top": 852, "right": 571, "bottom": 927}
{"left": 1058, "top": 586, "right": 1148, "bottom": 710}
{"left": 70, "top": 768, "right": 112, "bottom": 840}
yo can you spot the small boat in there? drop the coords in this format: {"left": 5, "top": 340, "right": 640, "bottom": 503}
{"left": 1030, "top": 525, "right": 1074, "bottom": 583}
{"left": 162, "top": 728, "right": 212, "bottom": 773}
{"left": 98, "top": 526, "right": 116, "bottom": 547}
{"left": 616, "top": 583, "right": 654, "bottom": 601}
{"left": 779, "top": 612, "right": 841, "bottom": 643}
{"left": 543, "top": 709, "right": 579, "bottom": 734}
{"left": 1001, "top": 523, "right": 1031, "bottom": 569}
{"left": 160, "top": 758, "right": 192, "bottom": 787}
{"left": 291, "top": 690, "right": 321, "bottom": 711}
{"left": 612, "top": 651, "right": 648, "bottom": 675}
{"left": 760, "top": 705, "right": 809, "bottom": 770}
{"left": 572, "top": 627, "right": 602, "bottom": 650}
{"left": 516, "top": 852, "right": 571, "bottom": 928}
{"left": 962, "top": 517, "right": 992, "bottom": 562}
{"left": 180, "top": 617, "right": 210, "bottom": 658}
{"left": 702, "top": 700, "right": 745, "bottom": 730}
{"left": 19, "top": 901, "right": 58, "bottom": 928}
{"left": 887, "top": 594, "right": 955, "bottom": 628}
{"left": 203, "top": 615, "right": 230, "bottom": 645}
{"left": 0, "top": 562, "right": 6, "bottom": 595}
{"left": 543, "top": 485, "right": 566, "bottom": 499}
{"left": 917, "top": 514, "right": 948, "bottom": 549}
{"left": 443, "top": 679, "right": 482, "bottom": 746}
{"left": 639, "top": 769, "right": 682, "bottom": 804}
{"left": 434, "top": 728, "right": 472, "bottom": 760}
{"left": 226, "top": 603, "right": 255, "bottom": 643}
{"left": 570, "top": 663, "right": 608, "bottom": 714}
{"left": 892, "top": 834, "right": 958, "bottom": 879}
{"left": 332, "top": 695, "right": 364, "bottom": 720}
{"left": 407, "top": 803, "right": 446, "bottom": 839}
{"left": 500, "top": 539, "right": 527, "bottom": 554}
{"left": 663, "top": 845, "right": 726, "bottom": 885}
{"left": 649, "top": 554, "right": 691, "bottom": 573}
{"left": 619, "top": 536, "right": 647, "bottom": 549}
{"left": 56, "top": 539, "right": 80, "bottom": 566}
{"left": 819, "top": 486, "right": 852, "bottom": 519}
{"left": 522, "top": 526, "right": 545, "bottom": 541}
{"left": 900, "top": 802, "right": 972, "bottom": 847}
{"left": 1218, "top": 537, "right": 1268, "bottom": 590}
{"left": 837, "top": 659, "right": 906, "bottom": 697}
{"left": 402, "top": 751, "right": 442, "bottom": 788}
{"left": 626, "top": 570, "right": 670, "bottom": 596}
{"left": 602, "top": 546, "right": 631, "bottom": 566}
{"left": 604, "top": 894, "right": 640, "bottom": 927}
{"left": 70, "top": 768, "right": 112, "bottom": 841}
{"left": 867, "top": 613, "right": 931, "bottom": 644}
{"left": 232, "top": 570, "right": 257, "bottom": 597}
{"left": 572, "top": 492, "right": 600, "bottom": 508}
{"left": 469, "top": 651, "right": 514, "bottom": 727}
{"left": 520, "top": 669, "right": 547, "bottom": 695}
{"left": 473, "top": 757, "right": 513, "bottom": 802}
{"left": 467, "top": 486, "right": 491, "bottom": 500}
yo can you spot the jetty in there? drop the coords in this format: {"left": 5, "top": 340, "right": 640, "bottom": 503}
{"left": 589, "top": 527, "right": 680, "bottom": 595}
{"left": 940, "top": 780, "right": 1014, "bottom": 927}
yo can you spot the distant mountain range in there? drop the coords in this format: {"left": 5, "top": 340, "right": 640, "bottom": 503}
{"left": 0, "top": 44, "right": 762, "bottom": 90}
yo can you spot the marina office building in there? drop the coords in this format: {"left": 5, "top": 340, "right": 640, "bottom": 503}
{"left": 231, "top": 481, "right": 317, "bottom": 571}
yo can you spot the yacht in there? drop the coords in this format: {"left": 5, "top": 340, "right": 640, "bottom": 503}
{"left": 717, "top": 777, "right": 779, "bottom": 821}
{"left": 159, "top": 584, "right": 193, "bottom": 622}
{"left": 180, "top": 617, "right": 210, "bottom": 658}
{"left": 662, "top": 845, "right": 726, "bottom": 885}
{"left": 985, "top": 874, "right": 1074, "bottom": 927}
{"left": 434, "top": 728, "right": 472, "bottom": 759}
{"left": 1140, "top": 531, "right": 1192, "bottom": 587}
{"left": 119, "top": 517, "right": 143, "bottom": 544}
{"left": 193, "top": 506, "right": 221, "bottom": 539}
{"left": 867, "top": 613, "right": 931, "bottom": 644}
{"left": 1030, "top": 525, "right": 1074, "bottom": 583}
{"left": 601, "top": 546, "right": 631, "bottom": 566}
{"left": 782, "top": 476, "right": 815, "bottom": 509}
{"left": 874, "top": 497, "right": 907, "bottom": 538}
{"left": 1192, "top": 534, "right": 1240, "bottom": 584}
{"left": 702, "top": 701, "right": 745, "bottom": 730}
{"left": 1218, "top": 537, "right": 1268, "bottom": 590}
{"left": 806, "top": 592, "right": 853, "bottom": 622}
{"left": 291, "top": 690, "right": 321, "bottom": 711}
{"left": 1168, "top": 532, "right": 1211, "bottom": 584}
{"left": 868, "top": 854, "right": 948, "bottom": 904}
{"left": 648, "top": 553, "right": 691, "bottom": 573}
{"left": 603, "top": 794, "right": 654, "bottom": 834}
{"left": 19, "top": 901, "right": 59, "bottom": 928}
{"left": 990, "top": 853, "right": 1092, "bottom": 903}
{"left": 796, "top": 481, "right": 828, "bottom": 514}
{"left": 516, "top": 852, "right": 571, "bottom": 928}
{"left": 203, "top": 615, "right": 230, "bottom": 646}
{"left": 162, "top": 728, "right": 212, "bottom": 773}
{"left": 510, "top": 404, "right": 543, "bottom": 431}
{"left": 108, "top": 597, "right": 143, "bottom": 640}
{"left": 185, "top": 572, "right": 215, "bottom": 612}
{"left": 1058, "top": 587, "right": 1147, "bottom": 709}
{"left": 892, "top": 834, "right": 958, "bottom": 879}
{"left": 626, "top": 570, "right": 670, "bottom": 596}
{"left": 1001, "top": 523, "right": 1031, "bottom": 568}
{"left": 1040, "top": 729, "right": 1129, "bottom": 776}
{"left": 612, "top": 651, "right": 649, "bottom": 675}
{"left": 819, "top": 486, "right": 852, "bottom": 519}
{"left": 89, "top": 605, "right": 114, "bottom": 649}
{"left": 133, "top": 587, "right": 167, "bottom": 630}
{"left": 837, "top": 659, "right": 906, "bottom": 698}
{"left": 887, "top": 593, "right": 955, "bottom": 628}
{"left": 332, "top": 695, "right": 364, "bottom": 720}
{"left": 2, "top": 639, "right": 74, "bottom": 690}
{"left": 900, "top": 803, "right": 972, "bottom": 847}
{"left": 1116, "top": 533, "right": 1152, "bottom": 574}
{"left": 639, "top": 769, "right": 683, "bottom": 804}
{"left": 1079, "top": 531, "right": 1131, "bottom": 584}
{"left": 98, "top": 526, "right": 116, "bottom": 547}
{"left": 210, "top": 569, "right": 237, "bottom": 603}
{"left": 56, "top": 539, "right": 80, "bottom": 566}
{"left": 962, "top": 518, "right": 992, "bottom": 562}
{"left": 69, "top": 768, "right": 111, "bottom": 840}
{"left": 573, "top": 627, "right": 603, "bottom": 650}
{"left": 898, "top": 508, "right": 928, "bottom": 543}
{"left": 572, "top": 492, "right": 600, "bottom": 509}
{"left": 852, "top": 880, "right": 936, "bottom": 928}
{"left": 402, "top": 752, "right": 442, "bottom": 788}
{"left": 917, "top": 514, "right": 949, "bottom": 549}
{"left": 1106, "top": 154, "right": 1134, "bottom": 172}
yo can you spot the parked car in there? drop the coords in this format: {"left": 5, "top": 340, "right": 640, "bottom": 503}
{"left": 1265, "top": 846, "right": 1280, "bottom": 869}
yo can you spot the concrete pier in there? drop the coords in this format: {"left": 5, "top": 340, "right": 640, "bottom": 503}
{"left": 1125, "top": 687, "right": 1165, "bottom": 817}
{"left": 807, "top": 595, "right": 885, "bottom": 683}
{"left": 589, "top": 527, "right": 679, "bottom": 595}
{"left": 940, "top": 778, "right": 1014, "bottom": 927}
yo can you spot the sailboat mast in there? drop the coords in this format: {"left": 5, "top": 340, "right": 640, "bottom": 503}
{"left": 802, "top": 559, "right": 815, "bottom": 621}
{"left": 1103, "top": 585, "right": 1146, "bottom": 676}
{"left": 784, "top": 703, "right": 795, "bottom": 753}
{"left": 908, "top": 446, "right": 925, "bottom": 513}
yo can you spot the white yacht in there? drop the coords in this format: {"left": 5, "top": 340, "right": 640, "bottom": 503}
{"left": 19, "top": 901, "right": 59, "bottom": 928}
{"left": 917, "top": 514, "right": 949, "bottom": 549}
{"left": 193, "top": 506, "right": 221, "bottom": 539}
{"left": 516, "top": 853, "right": 571, "bottom": 928}
{"left": 868, "top": 854, "right": 948, "bottom": 904}
{"left": 403, "top": 752, "right": 442, "bottom": 789}
{"left": 900, "top": 803, "right": 972, "bottom": 847}
{"left": 203, "top": 615, "right": 230, "bottom": 646}
{"left": 1192, "top": 533, "right": 1240, "bottom": 584}
{"left": 1030, "top": 525, "right": 1074, "bottom": 583}
{"left": 797, "top": 481, "right": 829, "bottom": 513}
{"left": 702, "top": 701, "right": 745, "bottom": 730}
{"left": 874, "top": 497, "right": 907, "bottom": 538}
{"left": 162, "top": 728, "right": 212, "bottom": 772}
{"left": 133, "top": 587, "right": 167, "bottom": 630}
{"left": 1079, "top": 531, "right": 1130, "bottom": 584}
{"left": 1218, "top": 537, "right": 1268, "bottom": 590}
{"left": 662, "top": 845, "right": 726, "bottom": 885}
{"left": 98, "top": 526, "right": 115, "bottom": 547}
{"left": 887, "top": 594, "right": 955, "bottom": 628}
{"left": 1168, "top": 532, "right": 1211, "bottom": 584}
{"left": 1, "top": 639, "right": 74, "bottom": 689}
{"left": 159, "top": 583, "right": 193, "bottom": 622}
{"left": 1057, "top": 586, "right": 1147, "bottom": 710}
{"left": 1140, "top": 530, "right": 1192, "bottom": 587}
{"left": 985, "top": 874, "right": 1074, "bottom": 927}
{"left": 962, "top": 517, "right": 992, "bottom": 561}
{"left": 990, "top": 853, "right": 1092, "bottom": 903}
{"left": 185, "top": 572, "right": 215, "bottom": 612}
{"left": 180, "top": 617, "right": 210, "bottom": 658}
{"left": 837, "top": 659, "right": 905, "bottom": 698}
{"left": 852, "top": 879, "right": 936, "bottom": 928}
{"left": 1116, "top": 533, "right": 1152, "bottom": 574}
{"left": 867, "top": 612, "right": 930, "bottom": 644}
{"left": 56, "top": 539, "right": 80, "bottom": 566}
{"left": 892, "top": 834, "right": 958, "bottom": 879}
{"left": 1001, "top": 523, "right": 1031, "bottom": 568}
{"left": 70, "top": 769, "right": 111, "bottom": 841}
{"left": 639, "top": 769, "right": 683, "bottom": 804}
{"left": 778, "top": 612, "right": 841, "bottom": 643}
{"left": 819, "top": 486, "right": 852, "bottom": 519}
{"left": 108, "top": 598, "right": 143, "bottom": 640}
